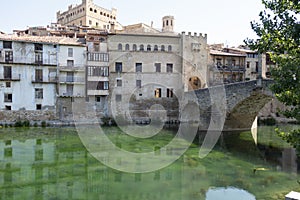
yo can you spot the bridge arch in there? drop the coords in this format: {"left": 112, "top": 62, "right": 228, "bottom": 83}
{"left": 224, "top": 91, "right": 273, "bottom": 129}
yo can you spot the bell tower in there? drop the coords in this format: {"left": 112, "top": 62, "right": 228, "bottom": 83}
{"left": 162, "top": 16, "right": 174, "bottom": 33}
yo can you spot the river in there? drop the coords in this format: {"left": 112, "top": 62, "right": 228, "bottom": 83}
{"left": 0, "top": 125, "right": 299, "bottom": 200}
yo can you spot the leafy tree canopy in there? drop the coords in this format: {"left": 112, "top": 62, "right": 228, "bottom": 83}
{"left": 246, "top": 0, "right": 300, "bottom": 152}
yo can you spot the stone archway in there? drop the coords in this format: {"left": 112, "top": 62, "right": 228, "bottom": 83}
{"left": 188, "top": 76, "right": 202, "bottom": 91}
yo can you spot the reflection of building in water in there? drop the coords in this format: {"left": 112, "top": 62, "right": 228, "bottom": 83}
{"left": 0, "top": 135, "right": 183, "bottom": 199}
{"left": 282, "top": 148, "right": 298, "bottom": 174}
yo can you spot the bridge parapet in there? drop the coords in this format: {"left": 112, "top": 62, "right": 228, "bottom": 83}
{"left": 184, "top": 79, "right": 274, "bottom": 130}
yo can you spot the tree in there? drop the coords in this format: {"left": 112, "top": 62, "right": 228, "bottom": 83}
{"left": 246, "top": 0, "right": 300, "bottom": 153}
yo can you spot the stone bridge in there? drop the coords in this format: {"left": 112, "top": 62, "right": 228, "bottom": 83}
{"left": 184, "top": 79, "right": 274, "bottom": 130}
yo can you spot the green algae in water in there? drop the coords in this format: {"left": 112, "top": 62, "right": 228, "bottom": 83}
{"left": 0, "top": 126, "right": 299, "bottom": 200}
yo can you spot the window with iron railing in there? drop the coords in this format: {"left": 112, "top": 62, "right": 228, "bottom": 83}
{"left": 5, "top": 51, "right": 13, "bottom": 63}
{"left": 35, "top": 69, "right": 43, "bottom": 82}
{"left": 35, "top": 52, "right": 43, "bottom": 64}
{"left": 87, "top": 66, "right": 109, "bottom": 77}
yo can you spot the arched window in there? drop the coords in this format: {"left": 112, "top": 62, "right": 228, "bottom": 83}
{"left": 118, "top": 43, "right": 122, "bottom": 51}
{"left": 168, "top": 45, "right": 172, "bottom": 52}
{"left": 94, "top": 9, "right": 97, "bottom": 13}
{"left": 161, "top": 45, "right": 165, "bottom": 52}
{"left": 147, "top": 45, "right": 151, "bottom": 51}
{"left": 125, "top": 44, "right": 130, "bottom": 51}
{"left": 90, "top": 8, "right": 93, "bottom": 11}
{"left": 133, "top": 44, "right": 137, "bottom": 51}
{"left": 100, "top": 12, "right": 103, "bottom": 15}
{"left": 166, "top": 20, "right": 169, "bottom": 26}
{"left": 140, "top": 44, "right": 144, "bottom": 51}
{"left": 154, "top": 45, "right": 158, "bottom": 51}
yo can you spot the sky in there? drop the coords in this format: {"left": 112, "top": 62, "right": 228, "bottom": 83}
{"left": 0, "top": 0, "right": 265, "bottom": 46}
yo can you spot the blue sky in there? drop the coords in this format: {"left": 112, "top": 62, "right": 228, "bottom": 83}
{"left": 0, "top": 0, "right": 265, "bottom": 46}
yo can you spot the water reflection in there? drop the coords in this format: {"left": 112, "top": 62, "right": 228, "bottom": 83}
{"left": 206, "top": 187, "right": 255, "bottom": 200}
{"left": 0, "top": 126, "right": 299, "bottom": 199}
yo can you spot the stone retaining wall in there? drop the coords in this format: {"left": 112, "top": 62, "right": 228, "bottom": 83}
{"left": 0, "top": 110, "right": 58, "bottom": 122}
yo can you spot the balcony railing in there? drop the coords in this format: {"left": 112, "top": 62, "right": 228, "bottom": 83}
{"left": 59, "top": 65, "right": 85, "bottom": 71}
{"left": 213, "top": 65, "right": 246, "bottom": 72}
{"left": 0, "top": 56, "right": 57, "bottom": 65}
{"left": 59, "top": 76, "right": 85, "bottom": 83}
{"left": 60, "top": 92, "right": 85, "bottom": 97}
{"left": 0, "top": 74, "right": 21, "bottom": 81}
{"left": 87, "top": 52, "right": 109, "bottom": 62}
{"left": 87, "top": 90, "right": 109, "bottom": 96}
{"left": 31, "top": 75, "right": 58, "bottom": 83}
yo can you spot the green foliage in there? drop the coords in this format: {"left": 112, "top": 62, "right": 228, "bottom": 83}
{"left": 246, "top": 0, "right": 300, "bottom": 152}
{"left": 41, "top": 121, "right": 47, "bottom": 128}
{"left": 14, "top": 120, "right": 31, "bottom": 127}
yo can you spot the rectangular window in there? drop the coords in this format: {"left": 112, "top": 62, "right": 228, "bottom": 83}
{"left": 66, "top": 85, "right": 74, "bottom": 96}
{"left": 35, "top": 69, "right": 43, "bottom": 82}
{"left": 95, "top": 96, "right": 101, "bottom": 102}
{"left": 68, "top": 48, "right": 73, "bottom": 57}
{"left": 115, "top": 62, "right": 122, "bottom": 73}
{"left": 4, "top": 93, "right": 12, "bottom": 102}
{"left": 3, "top": 41, "right": 12, "bottom": 49}
{"left": 155, "top": 88, "right": 161, "bottom": 98}
{"left": 247, "top": 62, "right": 250, "bottom": 68}
{"left": 136, "top": 80, "right": 141, "bottom": 88}
{"left": 88, "top": 66, "right": 109, "bottom": 77}
{"left": 94, "top": 43, "right": 100, "bottom": 52}
{"left": 35, "top": 52, "right": 43, "bottom": 64}
{"left": 6, "top": 82, "right": 11, "bottom": 88}
{"left": 136, "top": 63, "right": 142, "bottom": 73}
{"left": 216, "top": 58, "right": 222, "bottom": 67}
{"left": 4, "top": 66, "right": 12, "bottom": 79}
{"left": 88, "top": 81, "right": 109, "bottom": 90}
{"left": 155, "top": 63, "right": 161, "bottom": 72}
{"left": 66, "top": 72, "right": 74, "bottom": 82}
{"left": 166, "top": 63, "right": 173, "bottom": 73}
{"left": 67, "top": 60, "right": 74, "bottom": 67}
{"left": 256, "top": 62, "right": 259, "bottom": 72}
{"left": 116, "top": 94, "right": 122, "bottom": 102}
{"left": 5, "top": 51, "right": 13, "bottom": 63}
{"left": 35, "top": 88, "right": 43, "bottom": 99}
{"left": 117, "top": 79, "right": 122, "bottom": 87}
{"left": 104, "top": 82, "right": 109, "bottom": 90}
{"left": 34, "top": 43, "right": 43, "bottom": 51}
{"left": 167, "top": 88, "right": 173, "bottom": 98}
{"left": 36, "top": 104, "right": 42, "bottom": 110}
{"left": 5, "top": 106, "right": 11, "bottom": 110}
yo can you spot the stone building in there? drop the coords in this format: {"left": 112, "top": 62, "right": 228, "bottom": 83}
{"left": 208, "top": 45, "right": 266, "bottom": 85}
{"left": 86, "top": 30, "right": 110, "bottom": 117}
{"left": 56, "top": 39, "right": 86, "bottom": 121}
{"left": 57, "top": 0, "right": 121, "bottom": 31}
{"left": 107, "top": 16, "right": 209, "bottom": 120}
{"left": 0, "top": 34, "right": 86, "bottom": 122}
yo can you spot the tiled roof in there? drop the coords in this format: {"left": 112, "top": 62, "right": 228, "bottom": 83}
{"left": 210, "top": 49, "right": 246, "bottom": 57}
{"left": 0, "top": 34, "right": 84, "bottom": 46}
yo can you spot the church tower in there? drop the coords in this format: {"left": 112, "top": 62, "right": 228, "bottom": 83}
{"left": 162, "top": 16, "right": 174, "bottom": 32}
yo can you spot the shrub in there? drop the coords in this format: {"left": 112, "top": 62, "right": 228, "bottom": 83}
{"left": 41, "top": 121, "right": 47, "bottom": 127}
